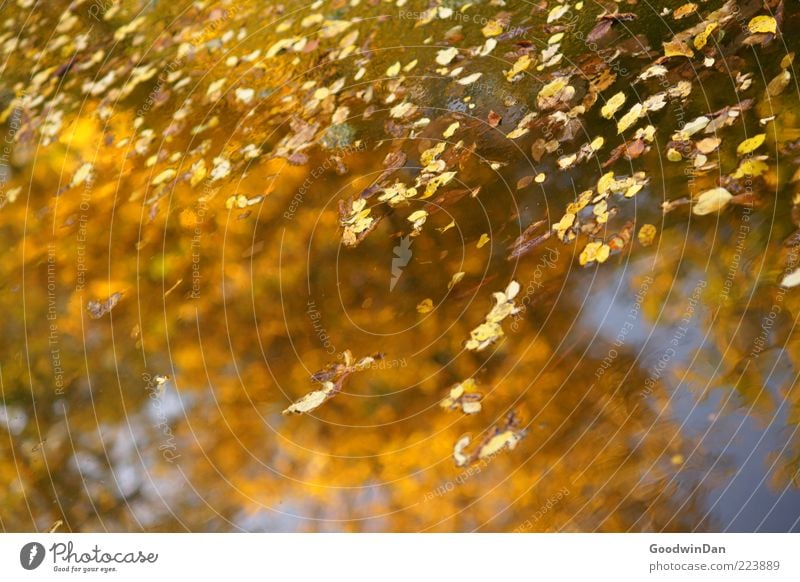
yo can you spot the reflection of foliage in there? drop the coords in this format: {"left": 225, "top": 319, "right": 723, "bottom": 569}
{"left": 0, "top": 0, "right": 799, "bottom": 532}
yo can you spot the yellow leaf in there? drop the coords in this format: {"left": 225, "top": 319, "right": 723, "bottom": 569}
{"left": 693, "top": 187, "right": 732, "bottom": 216}
{"left": 71, "top": 163, "right": 94, "bottom": 187}
{"left": 448, "top": 271, "right": 465, "bottom": 289}
{"left": 439, "top": 220, "right": 456, "bottom": 233}
{"left": 152, "top": 168, "right": 176, "bottom": 186}
{"left": 617, "top": 103, "right": 643, "bottom": 134}
{"left": 476, "top": 233, "right": 490, "bottom": 248}
{"left": 663, "top": 40, "right": 694, "bottom": 58}
{"left": 482, "top": 20, "right": 504, "bottom": 38}
{"left": 736, "top": 134, "right": 766, "bottom": 156}
{"left": 767, "top": 70, "right": 791, "bottom": 96}
{"left": 417, "top": 298, "right": 434, "bottom": 313}
{"left": 579, "top": 241, "right": 610, "bottom": 266}
{"left": 478, "top": 430, "right": 524, "bottom": 459}
{"left": 731, "top": 159, "right": 768, "bottom": 179}
{"left": 673, "top": 3, "right": 698, "bottom": 19}
{"left": 694, "top": 23, "right": 718, "bottom": 50}
{"left": 597, "top": 171, "right": 615, "bottom": 195}
{"left": 443, "top": 121, "right": 459, "bottom": 139}
{"left": 601, "top": 92, "right": 626, "bottom": 119}
{"left": 638, "top": 224, "right": 657, "bottom": 246}
{"left": 282, "top": 381, "right": 337, "bottom": 415}
{"left": 505, "top": 54, "right": 532, "bottom": 81}
{"left": 748, "top": 15, "right": 777, "bottom": 35}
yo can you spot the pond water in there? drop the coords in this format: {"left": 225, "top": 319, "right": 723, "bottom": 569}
{"left": 1, "top": 0, "right": 800, "bottom": 532}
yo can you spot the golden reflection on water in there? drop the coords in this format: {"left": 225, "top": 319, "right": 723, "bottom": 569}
{"left": 1, "top": 0, "right": 800, "bottom": 532}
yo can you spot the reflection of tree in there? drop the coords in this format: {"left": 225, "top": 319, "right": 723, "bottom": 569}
{"left": 0, "top": 0, "right": 799, "bottom": 533}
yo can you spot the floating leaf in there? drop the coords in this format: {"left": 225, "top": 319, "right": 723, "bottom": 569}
{"left": 71, "top": 163, "right": 94, "bottom": 187}
{"left": 736, "top": 134, "right": 766, "bottom": 156}
{"left": 465, "top": 281, "right": 520, "bottom": 351}
{"left": 448, "top": 271, "right": 465, "bottom": 289}
{"left": 693, "top": 187, "right": 732, "bottom": 216}
{"left": 694, "top": 23, "right": 718, "bottom": 50}
{"left": 663, "top": 40, "right": 694, "bottom": 58}
{"left": 340, "top": 198, "right": 377, "bottom": 246}
{"left": 453, "top": 413, "right": 527, "bottom": 466}
{"left": 547, "top": 4, "right": 570, "bottom": 23}
{"left": 617, "top": 103, "right": 643, "bottom": 134}
{"left": 417, "top": 298, "right": 433, "bottom": 313}
{"left": 781, "top": 268, "right": 800, "bottom": 288}
{"left": 442, "top": 121, "right": 459, "bottom": 138}
{"left": 767, "top": 70, "right": 791, "bottom": 96}
{"left": 436, "top": 47, "right": 458, "bottom": 66}
{"left": 457, "top": 72, "right": 483, "bottom": 86}
{"left": 284, "top": 351, "right": 381, "bottom": 415}
{"left": 407, "top": 209, "right": 429, "bottom": 234}
{"left": 152, "top": 168, "right": 176, "bottom": 186}
{"left": 537, "top": 77, "right": 573, "bottom": 109}
{"left": 601, "top": 92, "right": 626, "bottom": 119}
{"left": 731, "top": 158, "right": 768, "bottom": 179}
{"left": 87, "top": 292, "right": 123, "bottom": 319}
{"left": 453, "top": 435, "right": 471, "bottom": 467}
{"left": 696, "top": 137, "right": 721, "bottom": 154}
{"left": 505, "top": 54, "right": 533, "bottom": 82}
{"left": 481, "top": 20, "right": 505, "bottom": 38}
{"left": 638, "top": 224, "right": 657, "bottom": 246}
{"left": 673, "top": 3, "right": 698, "bottom": 19}
{"left": 282, "top": 381, "right": 337, "bottom": 415}
{"left": 579, "top": 241, "right": 611, "bottom": 266}
{"left": 385, "top": 61, "right": 401, "bottom": 77}
{"left": 440, "top": 378, "right": 482, "bottom": 415}
{"left": 748, "top": 15, "right": 777, "bottom": 35}
{"left": 478, "top": 429, "right": 525, "bottom": 459}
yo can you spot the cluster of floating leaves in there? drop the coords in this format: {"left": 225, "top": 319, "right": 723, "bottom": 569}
{"left": 465, "top": 281, "right": 521, "bottom": 352}
{"left": 1, "top": 0, "right": 798, "bottom": 469}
